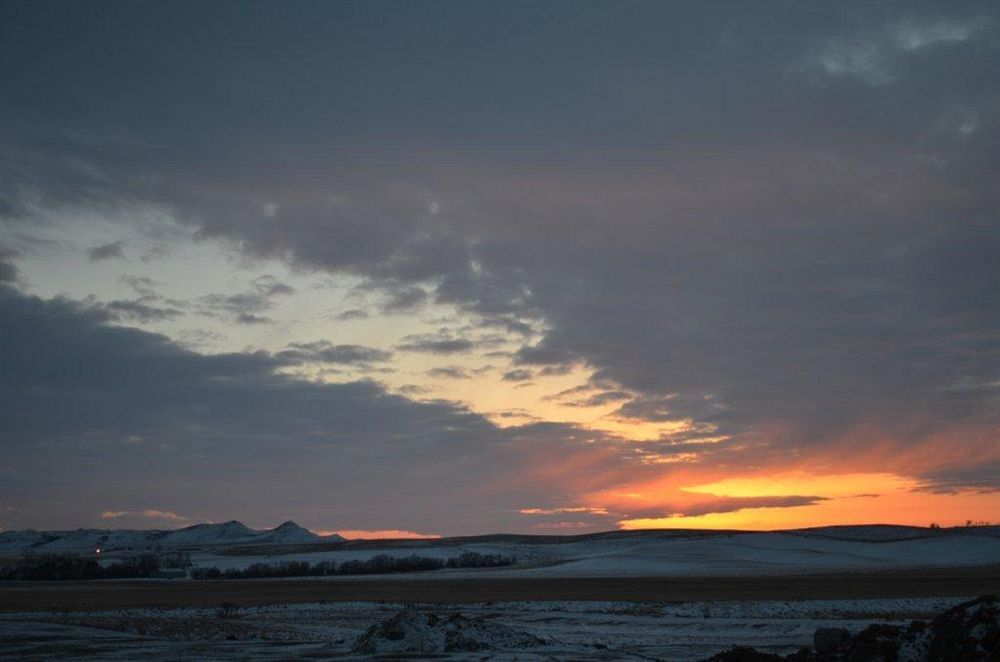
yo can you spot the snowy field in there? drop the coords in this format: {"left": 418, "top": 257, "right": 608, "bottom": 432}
{"left": 3, "top": 525, "right": 1000, "bottom": 658}
{"left": 0, "top": 596, "right": 972, "bottom": 661}
{"left": 182, "top": 529, "right": 1000, "bottom": 578}
{"left": 4, "top": 524, "right": 1000, "bottom": 579}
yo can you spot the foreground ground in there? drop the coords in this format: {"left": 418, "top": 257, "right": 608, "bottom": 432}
{"left": 2, "top": 566, "right": 1000, "bottom": 612}
{"left": 3, "top": 527, "right": 999, "bottom": 658}
{"left": 0, "top": 596, "right": 975, "bottom": 660}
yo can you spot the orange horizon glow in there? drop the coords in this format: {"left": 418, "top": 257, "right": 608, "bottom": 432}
{"left": 617, "top": 487, "right": 1000, "bottom": 531}
{"left": 324, "top": 529, "right": 443, "bottom": 540}
{"left": 563, "top": 461, "right": 1000, "bottom": 532}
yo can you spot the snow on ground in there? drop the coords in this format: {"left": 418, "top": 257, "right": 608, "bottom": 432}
{"left": 0, "top": 597, "right": 972, "bottom": 661}
{"left": 493, "top": 532, "right": 1000, "bottom": 577}
{"left": 184, "top": 530, "right": 1000, "bottom": 577}
{"left": 4, "top": 525, "right": 999, "bottom": 578}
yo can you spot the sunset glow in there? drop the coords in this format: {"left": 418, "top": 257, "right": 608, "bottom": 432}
{"left": 1, "top": 1, "right": 998, "bottom": 537}
{"left": 326, "top": 530, "right": 442, "bottom": 541}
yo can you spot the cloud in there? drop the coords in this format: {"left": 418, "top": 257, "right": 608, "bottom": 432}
{"left": 251, "top": 274, "right": 295, "bottom": 298}
{"left": 120, "top": 275, "right": 159, "bottom": 298}
{"left": 235, "top": 313, "right": 271, "bottom": 324}
{"left": 177, "top": 328, "right": 228, "bottom": 349}
{"left": 502, "top": 369, "right": 533, "bottom": 382}
{"left": 427, "top": 366, "right": 471, "bottom": 380}
{"left": 660, "top": 495, "right": 829, "bottom": 519}
{"left": 568, "top": 390, "right": 634, "bottom": 408}
{"left": 100, "top": 509, "right": 189, "bottom": 522}
{"left": 515, "top": 344, "right": 578, "bottom": 368}
{"left": 396, "top": 333, "right": 476, "bottom": 355}
{"left": 93, "top": 275, "right": 187, "bottom": 324}
{"left": 805, "top": 15, "right": 991, "bottom": 84}
{"left": 197, "top": 274, "right": 295, "bottom": 325}
{"left": 892, "top": 18, "right": 987, "bottom": 52}
{"left": 519, "top": 507, "right": 610, "bottom": 516}
{"left": 276, "top": 340, "right": 392, "bottom": 366}
{"left": 915, "top": 462, "right": 1000, "bottom": 495}
{"left": 103, "top": 298, "right": 185, "bottom": 323}
{"left": 88, "top": 241, "right": 126, "bottom": 261}
{"left": 334, "top": 308, "right": 369, "bottom": 321}
{"left": 0, "top": 246, "right": 19, "bottom": 283}
{"left": 397, "top": 384, "right": 432, "bottom": 395}
{"left": 380, "top": 286, "right": 428, "bottom": 314}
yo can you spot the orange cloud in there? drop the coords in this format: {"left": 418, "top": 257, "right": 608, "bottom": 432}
{"left": 100, "top": 509, "right": 189, "bottom": 522}
{"left": 330, "top": 529, "right": 442, "bottom": 540}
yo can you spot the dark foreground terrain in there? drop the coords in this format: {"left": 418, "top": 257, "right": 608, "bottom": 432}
{"left": 0, "top": 594, "right": 992, "bottom": 660}
{"left": 3, "top": 565, "right": 1000, "bottom": 612}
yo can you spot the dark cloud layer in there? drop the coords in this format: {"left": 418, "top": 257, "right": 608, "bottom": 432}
{"left": 0, "top": 246, "right": 19, "bottom": 283}
{"left": 0, "top": 280, "right": 519, "bottom": 531}
{"left": 1, "top": 1, "right": 999, "bottom": 528}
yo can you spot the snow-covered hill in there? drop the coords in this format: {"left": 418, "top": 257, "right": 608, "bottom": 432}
{"left": 0, "top": 520, "right": 340, "bottom": 556}
{"left": 159, "top": 520, "right": 257, "bottom": 546}
{"left": 3, "top": 525, "right": 998, "bottom": 577}
{"left": 256, "top": 521, "right": 324, "bottom": 545}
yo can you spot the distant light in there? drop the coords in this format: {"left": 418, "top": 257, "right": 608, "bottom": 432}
{"left": 95, "top": 548, "right": 101, "bottom": 554}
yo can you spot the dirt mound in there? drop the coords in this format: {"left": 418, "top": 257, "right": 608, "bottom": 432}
{"left": 705, "top": 595, "right": 1000, "bottom": 661}
{"left": 351, "top": 607, "right": 546, "bottom": 655}
{"left": 704, "top": 647, "right": 787, "bottom": 661}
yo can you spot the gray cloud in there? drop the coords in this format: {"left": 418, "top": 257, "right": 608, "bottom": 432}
{"left": 276, "top": 340, "right": 392, "bottom": 367}
{"left": 197, "top": 275, "right": 295, "bottom": 325}
{"left": 396, "top": 333, "right": 477, "bottom": 355}
{"left": 397, "top": 384, "right": 432, "bottom": 396}
{"left": 103, "top": 298, "right": 185, "bottom": 323}
{"left": 252, "top": 274, "right": 295, "bottom": 298}
{"left": 235, "top": 313, "right": 271, "bottom": 325}
{"left": 334, "top": 308, "right": 369, "bottom": 321}
{"left": 427, "top": 366, "right": 471, "bottom": 380}
{"left": 623, "top": 495, "right": 830, "bottom": 520}
{"left": 88, "top": 241, "right": 126, "bottom": 262}
{"left": 502, "top": 369, "right": 533, "bottom": 382}
{"left": 120, "top": 275, "right": 159, "bottom": 298}
{"left": 177, "top": 328, "right": 228, "bottom": 349}
{"left": 380, "top": 286, "right": 429, "bottom": 314}
{"left": 0, "top": 246, "right": 19, "bottom": 283}
{"left": 93, "top": 275, "right": 187, "bottom": 324}
{"left": 566, "top": 390, "right": 633, "bottom": 408}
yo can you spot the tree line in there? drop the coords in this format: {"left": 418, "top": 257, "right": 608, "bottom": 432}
{"left": 0, "top": 550, "right": 516, "bottom": 581}
{"left": 190, "top": 551, "right": 516, "bottom": 580}
{"left": 0, "top": 553, "right": 162, "bottom": 580}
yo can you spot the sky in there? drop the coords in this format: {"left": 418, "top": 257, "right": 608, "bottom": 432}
{"left": 1, "top": 0, "right": 999, "bottom": 537}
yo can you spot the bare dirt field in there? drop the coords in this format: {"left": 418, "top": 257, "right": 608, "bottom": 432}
{"left": 3, "top": 565, "right": 1000, "bottom": 613}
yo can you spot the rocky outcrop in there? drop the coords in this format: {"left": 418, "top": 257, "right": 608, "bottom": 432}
{"left": 705, "top": 595, "right": 1000, "bottom": 662}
